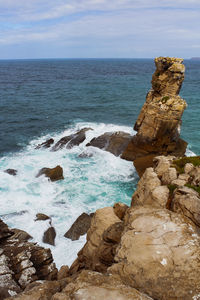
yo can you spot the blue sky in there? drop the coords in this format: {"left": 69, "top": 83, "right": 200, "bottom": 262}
{"left": 0, "top": 0, "right": 200, "bottom": 59}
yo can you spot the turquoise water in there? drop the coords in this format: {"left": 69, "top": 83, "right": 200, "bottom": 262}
{"left": 0, "top": 59, "right": 199, "bottom": 267}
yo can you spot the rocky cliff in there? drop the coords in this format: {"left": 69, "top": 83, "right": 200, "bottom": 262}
{"left": 122, "top": 57, "right": 187, "bottom": 176}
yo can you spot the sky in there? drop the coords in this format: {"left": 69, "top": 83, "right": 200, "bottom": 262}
{"left": 0, "top": 0, "right": 200, "bottom": 59}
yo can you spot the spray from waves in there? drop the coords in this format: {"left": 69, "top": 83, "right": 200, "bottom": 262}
{"left": 0, "top": 122, "right": 137, "bottom": 268}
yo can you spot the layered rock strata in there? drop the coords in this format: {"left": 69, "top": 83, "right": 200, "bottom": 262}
{"left": 122, "top": 57, "right": 187, "bottom": 176}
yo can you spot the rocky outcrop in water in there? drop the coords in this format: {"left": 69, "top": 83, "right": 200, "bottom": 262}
{"left": 122, "top": 57, "right": 187, "bottom": 176}
{"left": 0, "top": 219, "right": 57, "bottom": 299}
{"left": 36, "top": 165, "right": 64, "bottom": 181}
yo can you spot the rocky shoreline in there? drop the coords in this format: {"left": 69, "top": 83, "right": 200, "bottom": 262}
{"left": 1, "top": 57, "right": 200, "bottom": 299}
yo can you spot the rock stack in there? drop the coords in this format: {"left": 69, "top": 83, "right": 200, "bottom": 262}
{"left": 122, "top": 57, "right": 187, "bottom": 176}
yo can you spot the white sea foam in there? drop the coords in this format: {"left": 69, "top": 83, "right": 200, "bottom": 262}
{"left": 0, "top": 122, "right": 136, "bottom": 268}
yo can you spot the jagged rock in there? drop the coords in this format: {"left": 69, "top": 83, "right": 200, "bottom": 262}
{"left": 161, "top": 167, "right": 177, "bottom": 185}
{"left": 35, "top": 138, "right": 54, "bottom": 149}
{"left": 121, "top": 57, "right": 187, "bottom": 177}
{"left": 64, "top": 213, "right": 93, "bottom": 241}
{"left": 0, "top": 219, "right": 57, "bottom": 299}
{"left": 171, "top": 186, "right": 200, "bottom": 227}
{"left": 69, "top": 207, "right": 120, "bottom": 274}
{"left": 109, "top": 206, "right": 200, "bottom": 300}
{"left": 86, "top": 131, "right": 132, "bottom": 156}
{"left": 184, "top": 163, "right": 194, "bottom": 174}
{"left": 52, "top": 128, "right": 92, "bottom": 151}
{"left": 4, "top": 169, "right": 17, "bottom": 176}
{"left": 78, "top": 151, "right": 93, "bottom": 158}
{"left": 36, "top": 165, "right": 64, "bottom": 182}
{"left": 35, "top": 213, "right": 51, "bottom": 221}
{"left": 43, "top": 227, "right": 56, "bottom": 246}
{"left": 51, "top": 270, "right": 153, "bottom": 300}
{"left": 113, "top": 202, "right": 128, "bottom": 220}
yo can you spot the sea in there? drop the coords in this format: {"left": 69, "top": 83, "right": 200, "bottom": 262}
{"left": 0, "top": 58, "right": 199, "bottom": 268}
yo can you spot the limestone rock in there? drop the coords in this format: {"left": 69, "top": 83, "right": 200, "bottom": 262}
{"left": 86, "top": 131, "right": 132, "bottom": 156}
{"left": 64, "top": 212, "right": 93, "bottom": 241}
{"left": 171, "top": 186, "right": 200, "bottom": 227}
{"left": 52, "top": 128, "right": 92, "bottom": 151}
{"left": 36, "top": 165, "right": 64, "bottom": 182}
{"left": 4, "top": 169, "right": 17, "bottom": 176}
{"left": 43, "top": 226, "right": 56, "bottom": 246}
{"left": 113, "top": 202, "right": 129, "bottom": 220}
{"left": 161, "top": 167, "right": 177, "bottom": 185}
{"left": 35, "top": 138, "right": 54, "bottom": 149}
{"left": 69, "top": 207, "right": 120, "bottom": 274}
{"left": 52, "top": 270, "right": 153, "bottom": 300}
{"left": 109, "top": 206, "right": 200, "bottom": 300}
{"left": 121, "top": 57, "right": 187, "bottom": 177}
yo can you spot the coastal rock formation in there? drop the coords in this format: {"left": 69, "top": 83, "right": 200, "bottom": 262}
{"left": 86, "top": 131, "right": 132, "bottom": 156}
{"left": 52, "top": 128, "right": 92, "bottom": 151}
{"left": 69, "top": 207, "right": 120, "bottom": 274}
{"left": 109, "top": 206, "right": 200, "bottom": 300}
{"left": 4, "top": 169, "right": 17, "bottom": 176}
{"left": 121, "top": 57, "right": 187, "bottom": 176}
{"left": 43, "top": 226, "right": 56, "bottom": 246}
{"left": 0, "top": 219, "right": 57, "bottom": 299}
{"left": 36, "top": 165, "right": 64, "bottom": 181}
{"left": 64, "top": 212, "right": 94, "bottom": 241}
{"left": 35, "top": 138, "right": 54, "bottom": 149}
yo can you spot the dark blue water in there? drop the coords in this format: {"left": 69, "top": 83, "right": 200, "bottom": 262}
{"left": 0, "top": 58, "right": 200, "bottom": 155}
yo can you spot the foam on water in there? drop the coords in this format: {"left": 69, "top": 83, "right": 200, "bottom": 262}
{"left": 0, "top": 122, "right": 137, "bottom": 268}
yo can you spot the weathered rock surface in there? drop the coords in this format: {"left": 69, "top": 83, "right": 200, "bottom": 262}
{"left": 52, "top": 128, "right": 92, "bottom": 151}
{"left": 4, "top": 169, "right": 17, "bottom": 176}
{"left": 0, "top": 219, "right": 57, "bottom": 299}
{"left": 113, "top": 202, "right": 129, "bottom": 220}
{"left": 109, "top": 206, "right": 200, "bottom": 300}
{"left": 64, "top": 212, "right": 93, "bottom": 241}
{"left": 36, "top": 165, "right": 64, "bottom": 182}
{"left": 35, "top": 138, "right": 54, "bottom": 149}
{"left": 69, "top": 207, "right": 120, "bottom": 274}
{"left": 35, "top": 213, "right": 51, "bottom": 221}
{"left": 86, "top": 131, "right": 132, "bottom": 156}
{"left": 52, "top": 270, "right": 153, "bottom": 300}
{"left": 121, "top": 57, "right": 187, "bottom": 176}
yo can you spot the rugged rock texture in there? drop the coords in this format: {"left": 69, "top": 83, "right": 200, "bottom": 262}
{"left": 122, "top": 57, "right": 187, "bottom": 176}
{"left": 43, "top": 227, "right": 56, "bottom": 246}
{"left": 109, "top": 206, "right": 200, "bottom": 300}
{"left": 64, "top": 212, "right": 94, "bottom": 241}
{"left": 52, "top": 128, "right": 92, "bottom": 151}
{"left": 36, "top": 165, "right": 64, "bottom": 182}
{"left": 51, "top": 270, "right": 153, "bottom": 300}
{"left": 0, "top": 219, "right": 57, "bottom": 299}
{"left": 69, "top": 207, "right": 121, "bottom": 274}
{"left": 86, "top": 131, "right": 132, "bottom": 156}
{"left": 113, "top": 202, "right": 129, "bottom": 220}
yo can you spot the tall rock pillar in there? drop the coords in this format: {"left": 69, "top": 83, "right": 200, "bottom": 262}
{"left": 122, "top": 57, "right": 187, "bottom": 176}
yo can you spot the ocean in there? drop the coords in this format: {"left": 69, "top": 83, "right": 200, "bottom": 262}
{"left": 0, "top": 58, "right": 199, "bottom": 268}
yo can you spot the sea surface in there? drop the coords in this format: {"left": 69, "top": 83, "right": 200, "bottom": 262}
{"left": 0, "top": 58, "right": 199, "bottom": 268}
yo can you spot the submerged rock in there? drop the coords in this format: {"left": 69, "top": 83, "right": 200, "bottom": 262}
{"left": 35, "top": 138, "right": 54, "bottom": 149}
{"left": 122, "top": 57, "right": 187, "bottom": 176}
{"left": 64, "top": 212, "right": 94, "bottom": 241}
{"left": 4, "top": 169, "right": 17, "bottom": 176}
{"left": 36, "top": 165, "right": 64, "bottom": 182}
{"left": 86, "top": 131, "right": 132, "bottom": 156}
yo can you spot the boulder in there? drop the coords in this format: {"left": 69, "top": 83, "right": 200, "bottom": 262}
{"left": 86, "top": 131, "right": 132, "bottom": 156}
{"left": 113, "top": 202, "right": 129, "bottom": 220}
{"left": 36, "top": 165, "right": 64, "bottom": 182}
{"left": 51, "top": 270, "right": 153, "bottom": 300}
{"left": 52, "top": 128, "right": 92, "bottom": 151}
{"left": 57, "top": 265, "right": 69, "bottom": 280}
{"left": 109, "top": 206, "right": 200, "bottom": 300}
{"left": 64, "top": 212, "right": 93, "bottom": 241}
{"left": 35, "top": 138, "right": 54, "bottom": 149}
{"left": 35, "top": 213, "right": 51, "bottom": 221}
{"left": 43, "top": 227, "right": 56, "bottom": 246}
{"left": 69, "top": 207, "right": 120, "bottom": 274}
{"left": 121, "top": 57, "right": 187, "bottom": 177}
{"left": 4, "top": 169, "right": 17, "bottom": 176}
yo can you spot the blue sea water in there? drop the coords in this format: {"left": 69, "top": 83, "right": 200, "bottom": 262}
{"left": 0, "top": 58, "right": 199, "bottom": 267}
